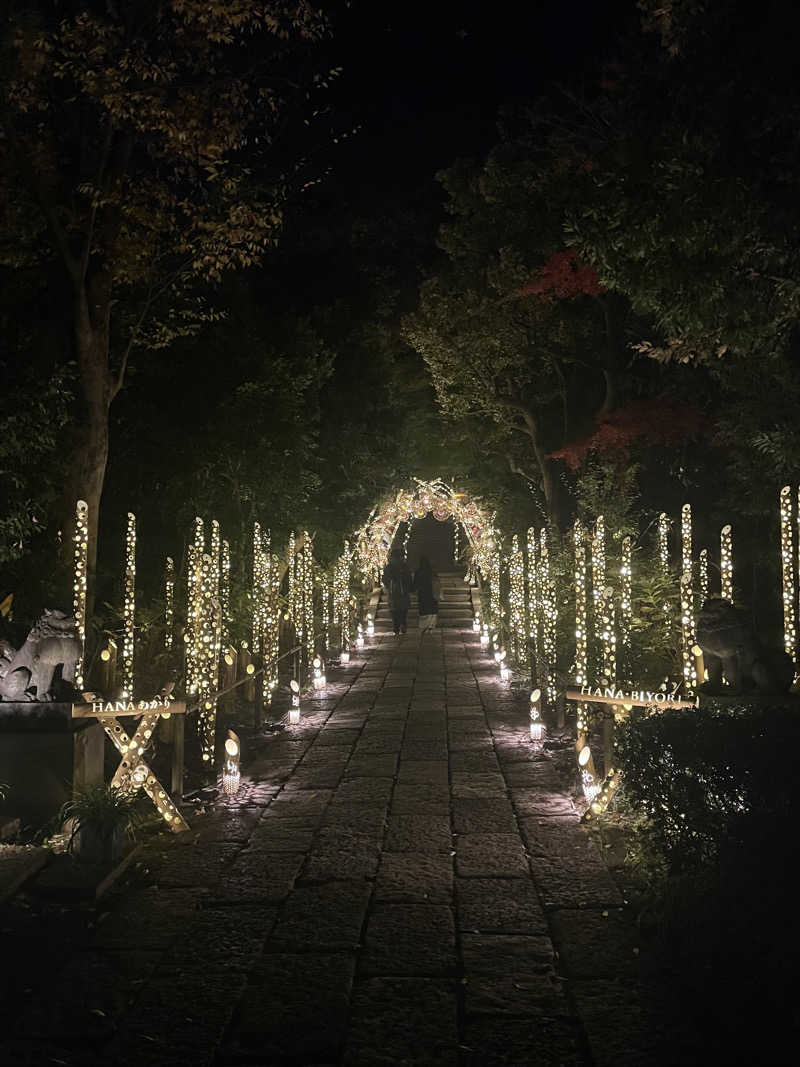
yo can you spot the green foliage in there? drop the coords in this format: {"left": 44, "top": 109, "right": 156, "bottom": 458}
{"left": 616, "top": 702, "right": 799, "bottom": 869}
{"left": 60, "top": 783, "right": 142, "bottom": 850}
{"left": 0, "top": 360, "right": 73, "bottom": 563}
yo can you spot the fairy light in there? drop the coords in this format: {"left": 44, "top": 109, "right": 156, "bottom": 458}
{"left": 590, "top": 516, "right": 606, "bottom": 681}
{"left": 320, "top": 573, "right": 330, "bottom": 655}
{"left": 508, "top": 534, "right": 526, "bottom": 667}
{"left": 164, "top": 556, "right": 174, "bottom": 652}
{"left": 619, "top": 536, "right": 631, "bottom": 684}
{"left": 221, "top": 539, "right": 230, "bottom": 646}
{"left": 527, "top": 526, "right": 541, "bottom": 683}
{"left": 198, "top": 551, "right": 218, "bottom": 762}
{"left": 121, "top": 512, "right": 136, "bottom": 701}
{"left": 73, "top": 500, "right": 88, "bottom": 690}
{"left": 489, "top": 544, "right": 502, "bottom": 626}
{"left": 699, "top": 548, "right": 709, "bottom": 604}
{"left": 453, "top": 522, "right": 460, "bottom": 564}
{"left": 658, "top": 511, "right": 671, "bottom": 643}
{"left": 265, "top": 531, "right": 280, "bottom": 701}
{"left": 574, "top": 519, "right": 592, "bottom": 744}
{"left": 334, "top": 541, "right": 351, "bottom": 653}
{"left": 210, "top": 519, "right": 222, "bottom": 701}
{"left": 780, "top": 486, "right": 796, "bottom": 661}
{"left": 720, "top": 525, "right": 733, "bottom": 603}
{"left": 186, "top": 517, "right": 205, "bottom": 697}
{"left": 288, "top": 531, "right": 297, "bottom": 630}
{"left": 539, "top": 527, "right": 557, "bottom": 706}
{"left": 303, "top": 532, "right": 314, "bottom": 672}
{"left": 680, "top": 504, "right": 696, "bottom": 694}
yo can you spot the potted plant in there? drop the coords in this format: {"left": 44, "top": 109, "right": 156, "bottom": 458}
{"left": 60, "top": 784, "right": 140, "bottom": 866}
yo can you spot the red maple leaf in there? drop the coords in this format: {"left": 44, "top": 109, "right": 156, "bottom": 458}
{"left": 515, "top": 250, "right": 605, "bottom": 300}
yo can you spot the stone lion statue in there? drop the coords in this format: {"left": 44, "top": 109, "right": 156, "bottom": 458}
{"left": 696, "top": 598, "right": 794, "bottom": 694}
{"left": 0, "top": 610, "right": 82, "bottom": 702}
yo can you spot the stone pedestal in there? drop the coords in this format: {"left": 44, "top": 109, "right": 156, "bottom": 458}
{"left": 0, "top": 702, "right": 104, "bottom": 828}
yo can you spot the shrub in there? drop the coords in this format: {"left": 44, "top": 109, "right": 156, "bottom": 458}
{"left": 615, "top": 701, "right": 800, "bottom": 869}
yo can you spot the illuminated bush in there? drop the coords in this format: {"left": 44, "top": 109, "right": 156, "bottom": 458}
{"left": 616, "top": 702, "right": 800, "bottom": 868}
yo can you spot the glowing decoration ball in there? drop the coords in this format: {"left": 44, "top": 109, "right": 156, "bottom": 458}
{"left": 223, "top": 730, "right": 241, "bottom": 796}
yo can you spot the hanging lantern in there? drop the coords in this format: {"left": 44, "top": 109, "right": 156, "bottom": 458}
{"left": 223, "top": 730, "right": 241, "bottom": 796}
{"left": 529, "top": 688, "right": 545, "bottom": 743}
{"left": 289, "top": 680, "right": 301, "bottom": 724}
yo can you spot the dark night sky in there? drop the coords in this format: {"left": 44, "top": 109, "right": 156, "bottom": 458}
{"left": 324, "top": 0, "right": 636, "bottom": 187}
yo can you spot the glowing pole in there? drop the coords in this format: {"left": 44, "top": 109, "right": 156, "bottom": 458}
{"left": 210, "top": 519, "right": 222, "bottom": 696}
{"left": 164, "top": 556, "right": 174, "bottom": 652}
{"left": 490, "top": 544, "right": 502, "bottom": 628}
{"left": 221, "top": 539, "right": 230, "bottom": 646}
{"left": 266, "top": 532, "right": 280, "bottom": 703}
{"left": 592, "top": 516, "right": 606, "bottom": 679}
{"left": 508, "top": 534, "right": 526, "bottom": 668}
{"left": 526, "top": 527, "right": 541, "bottom": 684}
{"left": 619, "top": 536, "right": 632, "bottom": 684}
{"left": 720, "top": 524, "right": 733, "bottom": 603}
{"left": 303, "top": 532, "right": 314, "bottom": 673}
{"left": 186, "top": 517, "right": 204, "bottom": 698}
{"left": 198, "top": 551, "right": 217, "bottom": 762}
{"left": 574, "top": 520, "right": 591, "bottom": 755}
{"left": 699, "top": 548, "right": 709, "bottom": 604}
{"left": 680, "top": 504, "right": 696, "bottom": 694}
{"left": 121, "top": 512, "right": 136, "bottom": 701}
{"left": 780, "top": 486, "right": 797, "bottom": 662}
{"left": 73, "top": 500, "right": 89, "bottom": 690}
{"left": 539, "top": 528, "right": 557, "bottom": 707}
{"left": 658, "top": 511, "right": 671, "bottom": 648}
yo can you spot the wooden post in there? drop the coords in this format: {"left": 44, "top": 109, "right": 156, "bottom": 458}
{"left": 170, "top": 714, "right": 185, "bottom": 799}
{"left": 73, "top": 721, "right": 104, "bottom": 796}
{"left": 98, "top": 637, "right": 117, "bottom": 698}
{"left": 220, "top": 646, "right": 237, "bottom": 718}
{"left": 602, "top": 711, "right": 614, "bottom": 777}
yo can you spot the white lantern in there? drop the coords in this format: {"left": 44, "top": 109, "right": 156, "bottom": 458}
{"left": 480, "top": 623, "right": 489, "bottom": 649}
{"left": 289, "top": 680, "right": 301, "bottom": 724}
{"left": 222, "top": 730, "right": 241, "bottom": 795}
{"left": 472, "top": 615, "right": 481, "bottom": 632}
{"left": 366, "top": 613, "right": 375, "bottom": 637}
{"left": 529, "top": 689, "right": 545, "bottom": 743}
{"left": 340, "top": 649, "right": 350, "bottom": 664}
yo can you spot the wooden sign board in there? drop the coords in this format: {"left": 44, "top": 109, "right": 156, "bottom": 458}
{"left": 72, "top": 698, "right": 186, "bottom": 719}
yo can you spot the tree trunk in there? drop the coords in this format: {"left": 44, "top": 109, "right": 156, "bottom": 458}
{"left": 62, "top": 280, "right": 114, "bottom": 625}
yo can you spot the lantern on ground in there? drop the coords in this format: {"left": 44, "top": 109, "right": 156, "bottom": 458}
{"left": 289, "top": 680, "right": 301, "bottom": 724}
{"left": 366, "top": 613, "right": 375, "bottom": 638}
{"left": 472, "top": 613, "right": 481, "bottom": 633}
{"left": 495, "top": 648, "right": 510, "bottom": 682}
{"left": 340, "top": 648, "right": 350, "bottom": 664}
{"left": 578, "top": 745, "right": 599, "bottom": 802}
{"left": 313, "top": 655, "right": 326, "bottom": 690}
{"left": 355, "top": 623, "right": 365, "bottom": 650}
{"left": 480, "top": 624, "right": 489, "bottom": 649}
{"left": 223, "top": 730, "right": 241, "bottom": 796}
{"left": 529, "top": 688, "right": 545, "bottom": 743}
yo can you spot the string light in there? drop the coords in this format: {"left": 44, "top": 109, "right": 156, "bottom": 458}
{"left": 186, "top": 517, "right": 205, "bottom": 698}
{"left": 680, "top": 504, "right": 696, "bottom": 694}
{"left": 265, "top": 531, "right": 280, "bottom": 701}
{"left": 453, "top": 522, "right": 460, "bottom": 564}
{"left": 539, "top": 527, "right": 557, "bottom": 706}
{"left": 619, "top": 536, "right": 631, "bottom": 684}
{"left": 73, "top": 500, "right": 88, "bottom": 690}
{"left": 780, "top": 486, "right": 797, "bottom": 662}
{"left": 164, "top": 556, "right": 174, "bottom": 652}
{"left": 221, "top": 539, "right": 231, "bottom": 646}
{"left": 574, "top": 519, "right": 591, "bottom": 743}
{"left": 320, "top": 573, "right": 330, "bottom": 655}
{"left": 198, "top": 551, "right": 218, "bottom": 762}
{"left": 121, "top": 512, "right": 136, "bottom": 701}
{"left": 489, "top": 543, "right": 502, "bottom": 627}
{"left": 699, "top": 548, "right": 709, "bottom": 604}
{"left": 508, "top": 534, "right": 526, "bottom": 668}
{"left": 303, "top": 532, "right": 314, "bottom": 671}
{"left": 720, "top": 524, "right": 733, "bottom": 602}
{"left": 527, "top": 526, "right": 541, "bottom": 684}
{"left": 658, "top": 511, "right": 671, "bottom": 645}
{"left": 591, "top": 516, "right": 605, "bottom": 680}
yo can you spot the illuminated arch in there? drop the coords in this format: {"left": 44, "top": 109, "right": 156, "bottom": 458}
{"left": 354, "top": 478, "right": 497, "bottom": 583}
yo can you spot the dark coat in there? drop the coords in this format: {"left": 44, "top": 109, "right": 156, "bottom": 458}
{"left": 414, "top": 565, "right": 438, "bottom": 616}
{"left": 382, "top": 560, "right": 412, "bottom": 610}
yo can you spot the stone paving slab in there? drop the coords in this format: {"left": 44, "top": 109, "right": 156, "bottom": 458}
{"left": 0, "top": 601, "right": 655, "bottom": 1066}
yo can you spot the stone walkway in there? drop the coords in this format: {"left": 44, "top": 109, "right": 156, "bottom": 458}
{"left": 0, "top": 603, "right": 660, "bottom": 1067}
